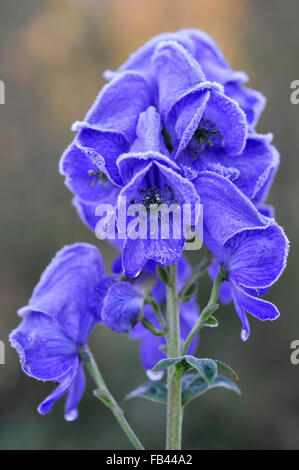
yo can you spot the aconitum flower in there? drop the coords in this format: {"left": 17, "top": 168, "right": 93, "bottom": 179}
{"left": 196, "top": 172, "right": 289, "bottom": 339}
{"left": 9, "top": 244, "right": 106, "bottom": 421}
{"left": 59, "top": 28, "right": 281, "bottom": 278}
{"left": 102, "top": 271, "right": 157, "bottom": 333}
{"left": 117, "top": 107, "right": 201, "bottom": 276}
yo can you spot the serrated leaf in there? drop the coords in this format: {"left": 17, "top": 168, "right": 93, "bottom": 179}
{"left": 152, "top": 357, "right": 184, "bottom": 372}
{"left": 184, "top": 356, "right": 218, "bottom": 385}
{"left": 215, "top": 360, "right": 238, "bottom": 380}
{"left": 125, "top": 381, "right": 167, "bottom": 405}
{"left": 203, "top": 316, "right": 219, "bottom": 328}
{"left": 182, "top": 374, "right": 241, "bottom": 407}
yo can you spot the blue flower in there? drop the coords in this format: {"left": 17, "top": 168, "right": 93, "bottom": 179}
{"left": 59, "top": 29, "right": 285, "bottom": 285}
{"left": 117, "top": 107, "right": 201, "bottom": 276}
{"left": 196, "top": 173, "right": 289, "bottom": 339}
{"left": 9, "top": 244, "right": 106, "bottom": 421}
{"left": 102, "top": 271, "right": 157, "bottom": 333}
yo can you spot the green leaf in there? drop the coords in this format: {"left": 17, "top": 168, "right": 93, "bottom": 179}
{"left": 93, "top": 388, "right": 115, "bottom": 408}
{"left": 141, "top": 318, "right": 165, "bottom": 337}
{"left": 145, "top": 294, "right": 160, "bottom": 315}
{"left": 200, "top": 303, "right": 219, "bottom": 322}
{"left": 215, "top": 360, "right": 238, "bottom": 380}
{"left": 156, "top": 266, "right": 171, "bottom": 286}
{"left": 182, "top": 374, "right": 241, "bottom": 407}
{"left": 203, "top": 316, "right": 219, "bottom": 328}
{"left": 152, "top": 357, "right": 184, "bottom": 372}
{"left": 125, "top": 381, "right": 167, "bottom": 405}
{"left": 184, "top": 356, "right": 218, "bottom": 385}
{"left": 180, "top": 282, "right": 197, "bottom": 302}
{"left": 152, "top": 356, "right": 218, "bottom": 385}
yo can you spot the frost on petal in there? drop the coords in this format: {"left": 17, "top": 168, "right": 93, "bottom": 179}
{"left": 23, "top": 244, "right": 106, "bottom": 344}
{"left": 102, "top": 282, "right": 144, "bottom": 333}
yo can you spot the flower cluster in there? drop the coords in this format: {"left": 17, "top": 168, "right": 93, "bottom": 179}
{"left": 60, "top": 29, "right": 288, "bottom": 335}
{"left": 11, "top": 29, "right": 288, "bottom": 421}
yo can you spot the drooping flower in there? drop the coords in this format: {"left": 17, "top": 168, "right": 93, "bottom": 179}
{"left": 196, "top": 172, "right": 289, "bottom": 339}
{"left": 10, "top": 244, "right": 107, "bottom": 421}
{"left": 102, "top": 271, "right": 157, "bottom": 333}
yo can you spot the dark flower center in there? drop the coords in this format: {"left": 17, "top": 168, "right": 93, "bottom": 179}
{"left": 88, "top": 167, "right": 109, "bottom": 187}
{"left": 130, "top": 184, "right": 177, "bottom": 207}
{"left": 188, "top": 119, "right": 223, "bottom": 157}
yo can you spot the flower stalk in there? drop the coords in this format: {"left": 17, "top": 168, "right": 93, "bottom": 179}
{"left": 181, "top": 267, "right": 226, "bottom": 356}
{"left": 80, "top": 345, "right": 144, "bottom": 450}
{"left": 166, "top": 264, "right": 183, "bottom": 450}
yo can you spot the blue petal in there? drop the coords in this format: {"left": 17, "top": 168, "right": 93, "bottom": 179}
{"left": 9, "top": 311, "right": 77, "bottom": 381}
{"left": 152, "top": 40, "right": 206, "bottom": 121}
{"left": 224, "top": 82, "right": 266, "bottom": 128}
{"left": 38, "top": 356, "right": 80, "bottom": 415}
{"left": 64, "top": 364, "right": 86, "bottom": 421}
{"left": 200, "top": 91, "right": 247, "bottom": 155}
{"left": 129, "top": 106, "right": 169, "bottom": 154}
{"left": 117, "top": 152, "right": 179, "bottom": 185}
{"left": 194, "top": 172, "right": 270, "bottom": 257}
{"left": 122, "top": 238, "right": 146, "bottom": 278}
{"left": 102, "top": 282, "right": 144, "bottom": 333}
{"left": 226, "top": 223, "right": 289, "bottom": 289}
{"left": 22, "top": 244, "right": 106, "bottom": 344}
{"left": 80, "top": 71, "right": 152, "bottom": 144}
{"left": 60, "top": 142, "right": 120, "bottom": 203}
{"left": 105, "top": 31, "right": 194, "bottom": 83}
{"left": 215, "top": 136, "right": 279, "bottom": 201}
{"left": 231, "top": 283, "right": 280, "bottom": 341}
{"left": 143, "top": 237, "right": 185, "bottom": 266}
{"left": 74, "top": 128, "right": 128, "bottom": 186}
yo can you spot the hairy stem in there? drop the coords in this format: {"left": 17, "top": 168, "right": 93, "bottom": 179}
{"left": 166, "top": 264, "right": 183, "bottom": 450}
{"left": 181, "top": 267, "right": 226, "bottom": 356}
{"left": 80, "top": 345, "right": 144, "bottom": 450}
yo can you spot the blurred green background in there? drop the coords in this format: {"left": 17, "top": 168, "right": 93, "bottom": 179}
{"left": 0, "top": 0, "right": 298, "bottom": 450}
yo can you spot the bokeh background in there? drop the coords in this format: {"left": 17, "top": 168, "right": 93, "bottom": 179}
{"left": 0, "top": 0, "right": 298, "bottom": 450}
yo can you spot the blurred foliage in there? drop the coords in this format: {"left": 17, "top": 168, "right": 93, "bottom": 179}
{"left": 0, "top": 0, "right": 298, "bottom": 450}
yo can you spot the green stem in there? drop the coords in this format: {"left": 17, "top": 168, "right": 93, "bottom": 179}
{"left": 145, "top": 294, "right": 167, "bottom": 331}
{"left": 80, "top": 345, "right": 144, "bottom": 450}
{"left": 141, "top": 318, "right": 165, "bottom": 336}
{"left": 181, "top": 266, "right": 226, "bottom": 356}
{"left": 166, "top": 264, "right": 183, "bottom": 450}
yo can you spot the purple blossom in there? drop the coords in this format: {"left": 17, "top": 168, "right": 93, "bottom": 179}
{"left": 106, "top": 29, "right": 265, "bottom": 127}
{"left": 102, "top": 271, "right": 157, "bottom": 333}
{"left": 196, "top": 173, "right": 289, "bottom": 339}
{"left": 59, "top": 29, "right": 282, "bottom": 278}
{"left": 9, "top": 244, "right": 106, "bottom": 421}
